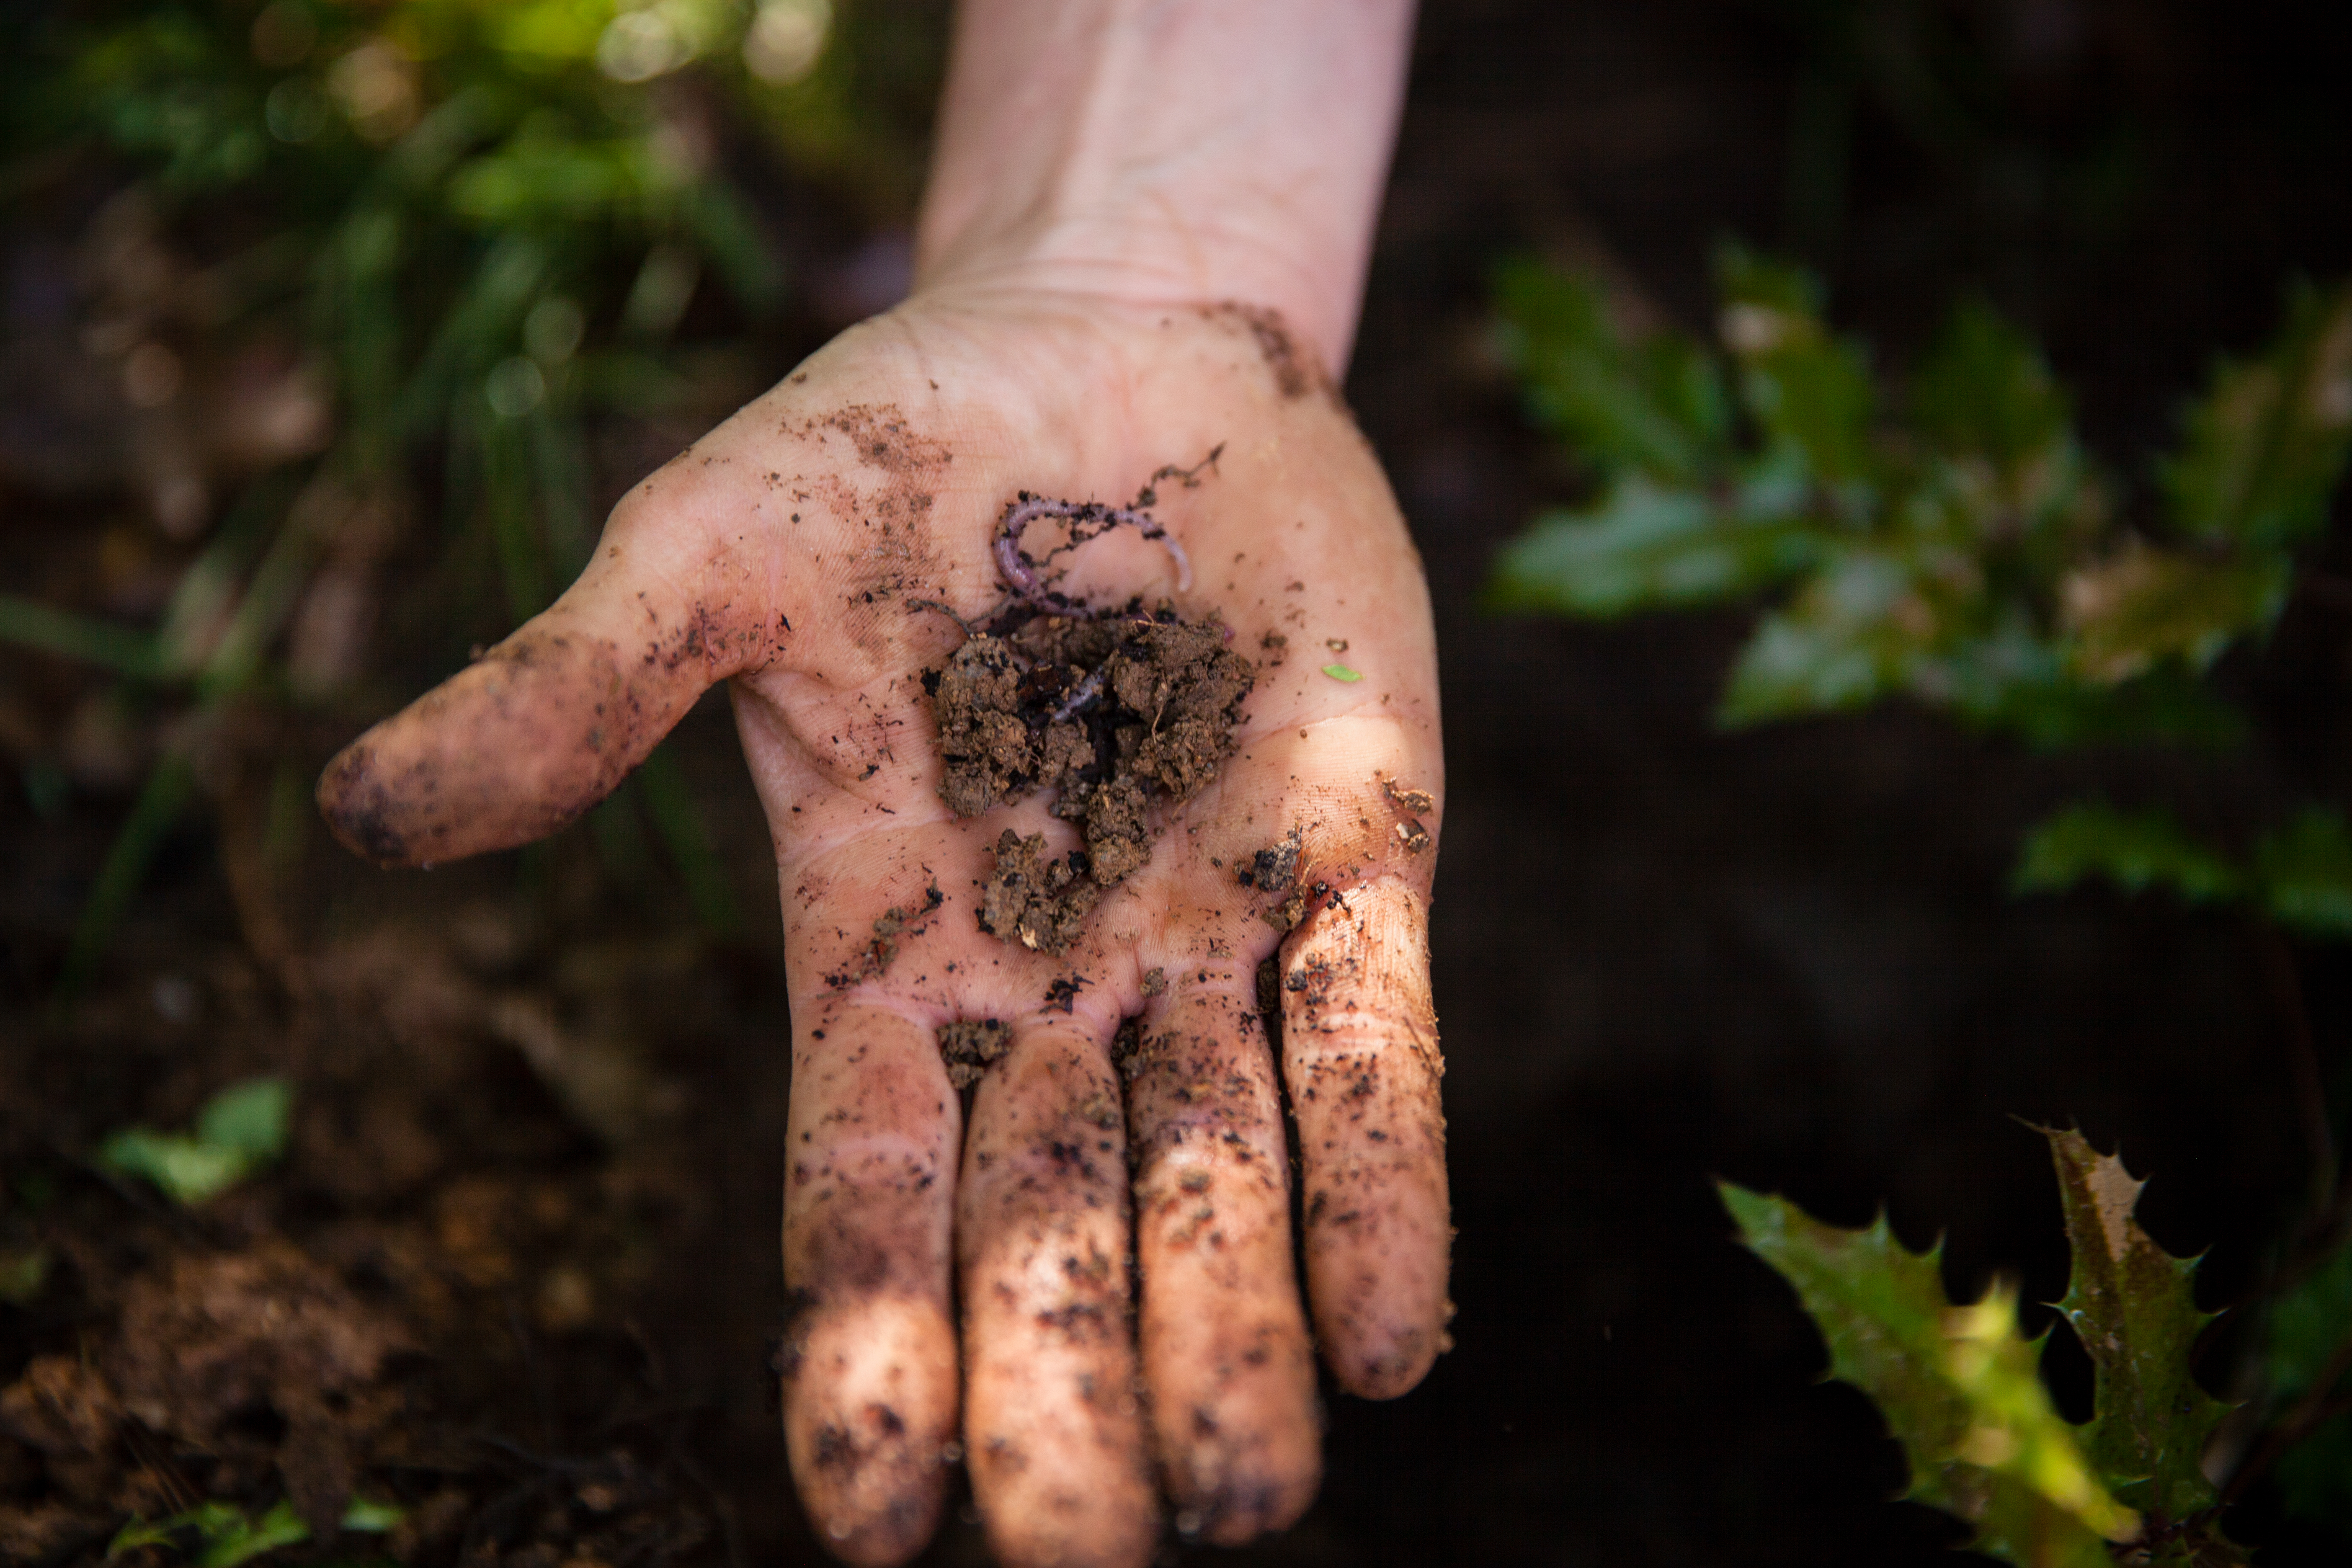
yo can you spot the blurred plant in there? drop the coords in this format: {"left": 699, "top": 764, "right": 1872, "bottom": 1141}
{"left": 97, "top": 1073, "right": 289, "bottom": 1204}
{"left": 0, "top": 0, "right": 947, "bottom": 998}
{"left": 1494, "top": 251, "right": 2352, "bottom": 1545}
{"left": 1726, "top": 1129, "right": 2237, "bottom": 1565}
{"left": 108, "top": 1492, "right": 402, "bottom": 1566}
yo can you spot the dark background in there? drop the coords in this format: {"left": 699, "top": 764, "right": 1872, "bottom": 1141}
{"left": 9, "top": 1, "right": 2352, "bottom": 1563}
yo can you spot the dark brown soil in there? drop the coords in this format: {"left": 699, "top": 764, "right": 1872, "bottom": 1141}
{"left": 935, "top": 1020, "right": 1014, "bottom": 1091}
{"left": 931, "top": 603, "right": 1254, "bottom": 953}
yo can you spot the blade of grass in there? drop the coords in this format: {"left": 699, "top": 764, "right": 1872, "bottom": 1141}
{"left": 0, "top": 594, "right": 162, "bottom": 681}
{"left": 54, "top": 753, "right": 194, "bottom": 1009}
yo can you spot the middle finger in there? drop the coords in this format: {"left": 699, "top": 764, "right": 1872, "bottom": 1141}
{"left": 957, "top": 1014, "right": 1157, "bottom": 1568}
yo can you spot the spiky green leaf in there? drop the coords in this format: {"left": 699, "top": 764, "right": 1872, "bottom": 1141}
{"left": 2042, "top": 1128, "right": 2231, "bottom": 1526}
{"left": 1723, "top": 1182, "right": 2137, "bottom": 1565}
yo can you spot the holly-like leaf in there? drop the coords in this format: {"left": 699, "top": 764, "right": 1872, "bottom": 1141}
{"left": 2013, "top": 803, "right": 2246, "bottom": 906}
{"left": 2164, "top": 281, "right": 2352, "bottom": 553}
{"left": 2042, "top": 1128, "right": 2232, "bottom": 1530}
{"left": 2058, "top": 544, "right": 2288, "bottom": 685}
{"left": 1715, "top": 247, "right": 1876, "bottom": 487}
{"left": 1723, "top": 1182, "right": 2138, "bottom": 1565}
{"left": 1492, "top": 259, "right": 1732, "bottom": 485}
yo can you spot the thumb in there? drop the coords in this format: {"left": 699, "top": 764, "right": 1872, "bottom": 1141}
{"left": 317, "top": 493, "right": 784, "bottom": 867}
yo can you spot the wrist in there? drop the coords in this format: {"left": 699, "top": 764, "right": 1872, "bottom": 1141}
{"left": 910, "top": 0, "right": 1415, "bottom": 379}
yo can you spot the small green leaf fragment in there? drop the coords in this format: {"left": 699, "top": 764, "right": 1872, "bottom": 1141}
{"left": 1321, "top": 664, "right": 1362, "bottom": 683}
{"left": 196, "top": 1498, "right": 309, "bottom": 1568}
{"left": 98, "top": 1129, "right": 253, "bottom": 1207}
{"left": 1721, "top": 1181, "right": 2137, "bottom": 1565}
{"left": 0, "top": 1245, "right": 54, "bottom": 1306}
{"left": 340, "top": 1496, "right": 407, "bottom": 1533}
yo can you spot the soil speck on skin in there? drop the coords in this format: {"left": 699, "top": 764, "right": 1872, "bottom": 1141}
{"left": 1383, "top": 778, "right": 1435, "bottom": 816}
{"left": 937, "top": 1019, "right": 1014, "bottom": 1089}
{"left": 1109, "top": 1017, "right": 1151, "bottom": 1083}
{"left": 1240, "top": 828, "right": 1308, "bottom": 931}
{"left": 929, "top": 517, "right": 1256, "bottom": 952}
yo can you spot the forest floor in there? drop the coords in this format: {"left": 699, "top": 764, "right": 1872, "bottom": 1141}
{"left": 10, "top": 1, "right": 2352, "bottom": 1564}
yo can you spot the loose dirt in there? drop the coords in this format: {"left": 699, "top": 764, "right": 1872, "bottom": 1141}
{"left": 928, "top": 489, "right": 1255, "bottom": 954}
{"left": 936, "top": 1020, "right": 1014, "bottom": 1090}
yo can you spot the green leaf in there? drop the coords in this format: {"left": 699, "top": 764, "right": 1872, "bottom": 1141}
{"left": 2254, "top": 808, "right": 2352, "bottom": 940}
{"left": 97, "top": 1130, "right": 253, "bottom": 1207}
{"left": 2013, "top": 803, "right": 2245, "bottom": 905}
{"left": 1722, "top": 1182, "right": 2138, "bottom": 1565}
{"left": 1491, "top": 479, "right": 1822, "bottom": 618}
{"left": 2042, "top": 1128, "right": 2231, "bottom": 1524}
{"left": 2164, "top": 281, "right": 2352, "bottom": 552}
{"left": 1718, "top": 551, "right": 1937, "bottom": 724}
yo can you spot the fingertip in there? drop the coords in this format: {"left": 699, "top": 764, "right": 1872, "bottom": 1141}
{"left": 316, "top": 738, "right": 408, "bottom": 866}
{"left": 1315, "top": 1287, "right": 1446, "bottom": 1401}
{"left": 782, "top": 1296, "right": 960, "bottom": 1567}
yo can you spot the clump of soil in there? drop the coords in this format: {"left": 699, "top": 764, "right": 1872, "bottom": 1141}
{"left": 926, "top": 481, "right": 1256, "bottom": 953}
{"left": 936, "top": 1019, "right": 1014, "bottom": 1089}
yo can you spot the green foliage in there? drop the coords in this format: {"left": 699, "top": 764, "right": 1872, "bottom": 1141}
{"left": 98, "top": 1075, "right": 291, "bottom": 1205}
{"left": 2, "top": 0, "right": 886, "bottom": 986}
{"left": 1722, "top": 1183, "right": 2136, "bottom": 1565}
{"left": 109, "top": 1494, "right": 401, "bottom": 1566}
{"left": 1493, "top": 250, "right": 2352, "bottom": 744}
{"left": 2013, "top": 802, "right": 2352, "bottom": 941}
{"left": 2014, "top": 803, "right": 2246, "bottom": 905}
{"left": 1726, "top": 1128, "right": 2245, "bottom": 1563}
{"left": 2267, "top": 1238, "right": 2352, "bottom": 1528}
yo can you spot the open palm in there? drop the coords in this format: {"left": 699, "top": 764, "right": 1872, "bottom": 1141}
{"left": 319, "top": 286, "right": 1449, "bottom": 1568}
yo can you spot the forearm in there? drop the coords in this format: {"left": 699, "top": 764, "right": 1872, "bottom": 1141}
{"left": 913, "top": 0, "right": 1416, "bottom": 378}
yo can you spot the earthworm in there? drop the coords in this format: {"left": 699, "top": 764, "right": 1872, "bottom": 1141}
{"left": 993, "top": 494, "right": 1194, "bottom": 615}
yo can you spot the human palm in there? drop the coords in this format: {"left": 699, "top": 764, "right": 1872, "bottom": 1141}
{"left": 320, "top": 288, "right": 1449, "bottom": 1568}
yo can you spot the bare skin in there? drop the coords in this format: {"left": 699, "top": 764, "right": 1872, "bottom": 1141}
{"left": 317, "top": 4, "right": 1440, "bottom": 1564}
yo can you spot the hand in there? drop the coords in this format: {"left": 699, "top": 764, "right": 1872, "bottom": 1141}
{"left": 317, "top": 282, "right": 1449, "bottom": 1567}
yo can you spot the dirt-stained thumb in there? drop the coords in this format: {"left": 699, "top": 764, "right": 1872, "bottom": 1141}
{"left": 317, "top": 538, "right": 781, "bottom": 868}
